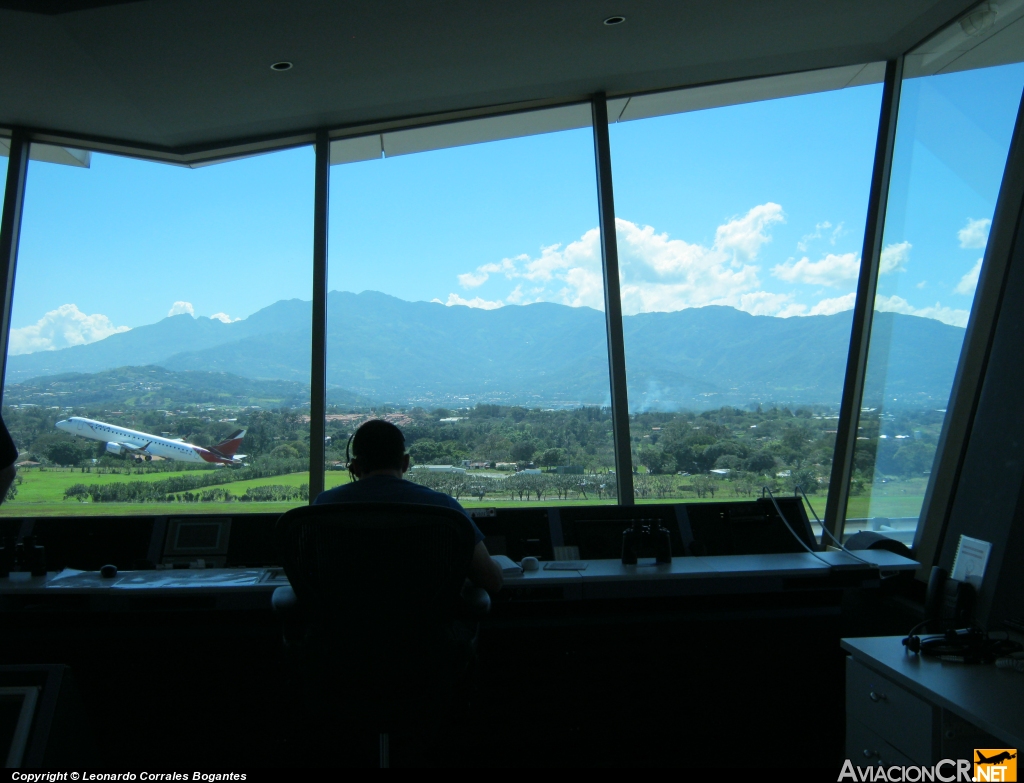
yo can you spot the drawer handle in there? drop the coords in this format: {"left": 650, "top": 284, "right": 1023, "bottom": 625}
{"left": 869, "top": 691, "right": 887, "bottom": 703}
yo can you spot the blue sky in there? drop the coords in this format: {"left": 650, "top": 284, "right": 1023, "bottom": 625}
{"left": 6, "top": 63, "right": 1023, "bottom": 356}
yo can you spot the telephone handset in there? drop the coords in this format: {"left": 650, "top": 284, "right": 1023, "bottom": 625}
{"left": 903, "top": 565, "right": 975, "bottom": 655}
{"left": 924, "top": 565, "right": 976, "bottom": 631}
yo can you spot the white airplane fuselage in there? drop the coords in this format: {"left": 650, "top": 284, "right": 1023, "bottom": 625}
{"left": 55, "top": 417, "right": 245, "bottom": 465}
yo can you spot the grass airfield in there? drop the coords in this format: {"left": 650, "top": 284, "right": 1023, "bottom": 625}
{"left": 0, "top": 466, "right": 925, "bottom": 523}
{"left": 0, "top": 467, "right": 350, "bottom": 516}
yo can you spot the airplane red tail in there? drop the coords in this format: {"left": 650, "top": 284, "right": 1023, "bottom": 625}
{"left": 210, "top": 429, "right": 246, "bottom": 458}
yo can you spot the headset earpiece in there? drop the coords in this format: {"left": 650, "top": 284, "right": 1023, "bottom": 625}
{"left": 345, "top": 433, "right": 357, "bottom": 480}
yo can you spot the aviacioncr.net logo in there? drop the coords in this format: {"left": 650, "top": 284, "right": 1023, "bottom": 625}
{"left": 839, "top": 759, "right": 973, "bottom": 782}
{"left": 973, "top": 749, "right": 1017, "bottom": 782}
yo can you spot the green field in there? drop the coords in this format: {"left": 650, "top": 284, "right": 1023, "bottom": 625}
{"left": 0, "top": 466, "right": 925, "bottom": 523}
{"left": 0, "top": 467, "right": 352, "bottom": 517}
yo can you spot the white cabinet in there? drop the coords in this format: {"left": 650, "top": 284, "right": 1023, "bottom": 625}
{"left": 847, "top": 656, "right": 937, "bottom": 763}
{"left": 842, "top": 637, "right": 1023, "bottom": 767}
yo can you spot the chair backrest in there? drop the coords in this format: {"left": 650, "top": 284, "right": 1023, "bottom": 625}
{"left": 275, "top": 502, "right": 476, "bottom": 627}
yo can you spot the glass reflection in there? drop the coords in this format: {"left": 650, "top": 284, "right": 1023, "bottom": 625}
{"left": 609, "top": 76, "right": 883, "bottom": 523}
{"left": 846, "top": 61, "right": 1024, "bottom": 542}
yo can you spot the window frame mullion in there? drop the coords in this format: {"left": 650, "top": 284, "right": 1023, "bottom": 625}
{"left": 0, "top": 129, "right": 30, "bottom": 406}
{"left": 591, "top": 94, "right": 635, "bottom": 505}
{"left": 308, "top": 130, "right": 330, "bottom": 502}
{"left": 824, "top": 57, "right": 904, "bottom": 545}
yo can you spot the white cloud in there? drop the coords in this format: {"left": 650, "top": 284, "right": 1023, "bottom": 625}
{"left": 879, "top": 241, "right": 911, "bottom": 274}
{"left": 875, "top": 295, "right": 969, "bottom": 327}
{"left": 480, "top": 258, "right": 520, "bottom": 277}
{"left": 168, "top": 301, "right": 195, "bottom": 317}
{"left": 9, "top": 304, "right": 130, "bottom": 355}
{"left": 958, "top": 218, "right": 991, "bottom": 249}
{"left": 457, "top": 271, "right": 489, "bottom": 289}
{"left": 615, "top": 206, "right": 780, "bottom": 314}
{"left": 797, "top": 221, "right": 831, "bottom": 252}
{"left": 916, "top": 280, "right": 927, "bottom": 289}
{"left": 777, "top": 303, "right": 809, "bottom": 318}
{"left": 209, "top": 312, "right": 240, "bottom": 323}
{"left": 733, "top": 291, "right": 795, "bottom": 316}
{"left": 772, "top": 241, "right": 907, "bottom": 286}
{"left": 771, "top": 252, "right": 859, "bottom": 287}
{"left": 440, "top": 205, "right": 947, "bottom": 327}
{"left": 954, "top": 259, "right": 982, "bottom": 296}
{"left": 713, "top": 202, "right": 785, "bottom": 261}
{"left": 442, "top": 293, "right": 504, "bottom": 310}
{"left": 525, "top": 233, "right": 600, "bottom": 283}
{"left": 829, "top": 222, "right": 846, "bottom": 245}
{"left": 560, "top": 265, "right": 605, "bottom": 309}
{"left": 807, "top": 293, "right": 856, "bottom": 316}
{"left": 445, "top": 204, "right": 787, "bottom": 317}
{"left": 616, "top": 222, "right": 712, "bottom": 278}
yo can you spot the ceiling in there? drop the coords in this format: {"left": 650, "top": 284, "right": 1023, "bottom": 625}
{"left": 0, "top": 0, "right": 978, "bottom": 156}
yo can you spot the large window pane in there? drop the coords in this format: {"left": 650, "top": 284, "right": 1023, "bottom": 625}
{"left": 327, "top": 107, "right": 617, "bottom": 507}
{"left": 846, "top": 44, "right": 1024, "bottom": 542}
{"left": 608, "top": 71, "right": 884, "bottom": 519}
{"left": 1, "top": 146, "right": 314, "bottom": 516}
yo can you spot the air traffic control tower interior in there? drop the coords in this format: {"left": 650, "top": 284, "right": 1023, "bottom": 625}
{"left": 2, "top": 0, "right": 1024, "bottom": 769}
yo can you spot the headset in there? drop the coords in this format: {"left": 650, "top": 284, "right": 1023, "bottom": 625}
{"left": 902, "top": 624, "right": 1020, "bottom": 662}
{"left": 345, "top": 432, "right": 358, "bottom": 481}
{"left": 901, "top": 566, "right": 1021, "bottom": 662}
{"left": 344, "top": 423, "right": 408, "bottom": 481}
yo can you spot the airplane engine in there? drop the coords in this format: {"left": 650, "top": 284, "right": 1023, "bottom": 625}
{"left": 105, "top": 442, "right": 125, "bottom": 456}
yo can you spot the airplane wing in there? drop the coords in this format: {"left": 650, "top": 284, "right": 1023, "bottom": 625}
{"left": 107, "top": 441, "right": 152, "bottom": 456}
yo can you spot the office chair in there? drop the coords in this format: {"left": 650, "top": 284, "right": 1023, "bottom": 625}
{"left": 272, "top": 502, "right": 490, "bottom": 767}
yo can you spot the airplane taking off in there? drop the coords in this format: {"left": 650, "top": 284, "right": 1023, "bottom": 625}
{"left": 55, "top": 417, "right": 246, "bottom": 466}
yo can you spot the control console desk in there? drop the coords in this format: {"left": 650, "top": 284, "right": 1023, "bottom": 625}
{"left": 0, "top": 549, "right": 917, "bottom": 613}
{"left": 0, "top": 498, "right": 918, "bottom": 615}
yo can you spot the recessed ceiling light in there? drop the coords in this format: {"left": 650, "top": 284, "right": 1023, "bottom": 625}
{"left": 603, "top": 16, "right": 625, "bottom": 25}
{"left": 270, "top": 61, "right": 293, "bottom": 72}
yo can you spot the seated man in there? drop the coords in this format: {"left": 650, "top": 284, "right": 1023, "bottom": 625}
{"left": 315, "top": 419, "right": 503, "bottom": 593}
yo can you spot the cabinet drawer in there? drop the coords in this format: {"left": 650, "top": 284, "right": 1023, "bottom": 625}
{"left": 847, "top": 657, "right": 936, "bottom": 763}
{"left": 847, "top": 718, "right": 917, "bottom": 768}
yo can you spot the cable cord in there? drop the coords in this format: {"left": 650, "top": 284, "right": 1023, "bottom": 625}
{"left": 795, "top": 486, "right": 874, "bottom": 568}
{"left": 762, "top": 487, "right": 833, "bottom": 568}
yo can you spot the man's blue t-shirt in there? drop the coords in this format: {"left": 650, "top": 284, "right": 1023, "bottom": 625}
{"left": 314, "top": 475, "right": 485, "bottom": 544}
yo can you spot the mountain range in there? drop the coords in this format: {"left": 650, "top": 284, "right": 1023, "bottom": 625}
{"left": 3, "top": 365, "right": 373, "bottom": 410}
{"left": 4, "top": 291, "right": 967, "bottom": 410}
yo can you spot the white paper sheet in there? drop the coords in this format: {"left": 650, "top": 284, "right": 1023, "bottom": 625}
{"left": 950, "top": 534, "right": 992, "bottom": 590}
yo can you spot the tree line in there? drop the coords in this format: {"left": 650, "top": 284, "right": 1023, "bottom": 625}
{"left": 64, "top": 481, "right": 309, "bottom": 504}
{"left": 2, "top": 400, "right": 944, "bottom": 500}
